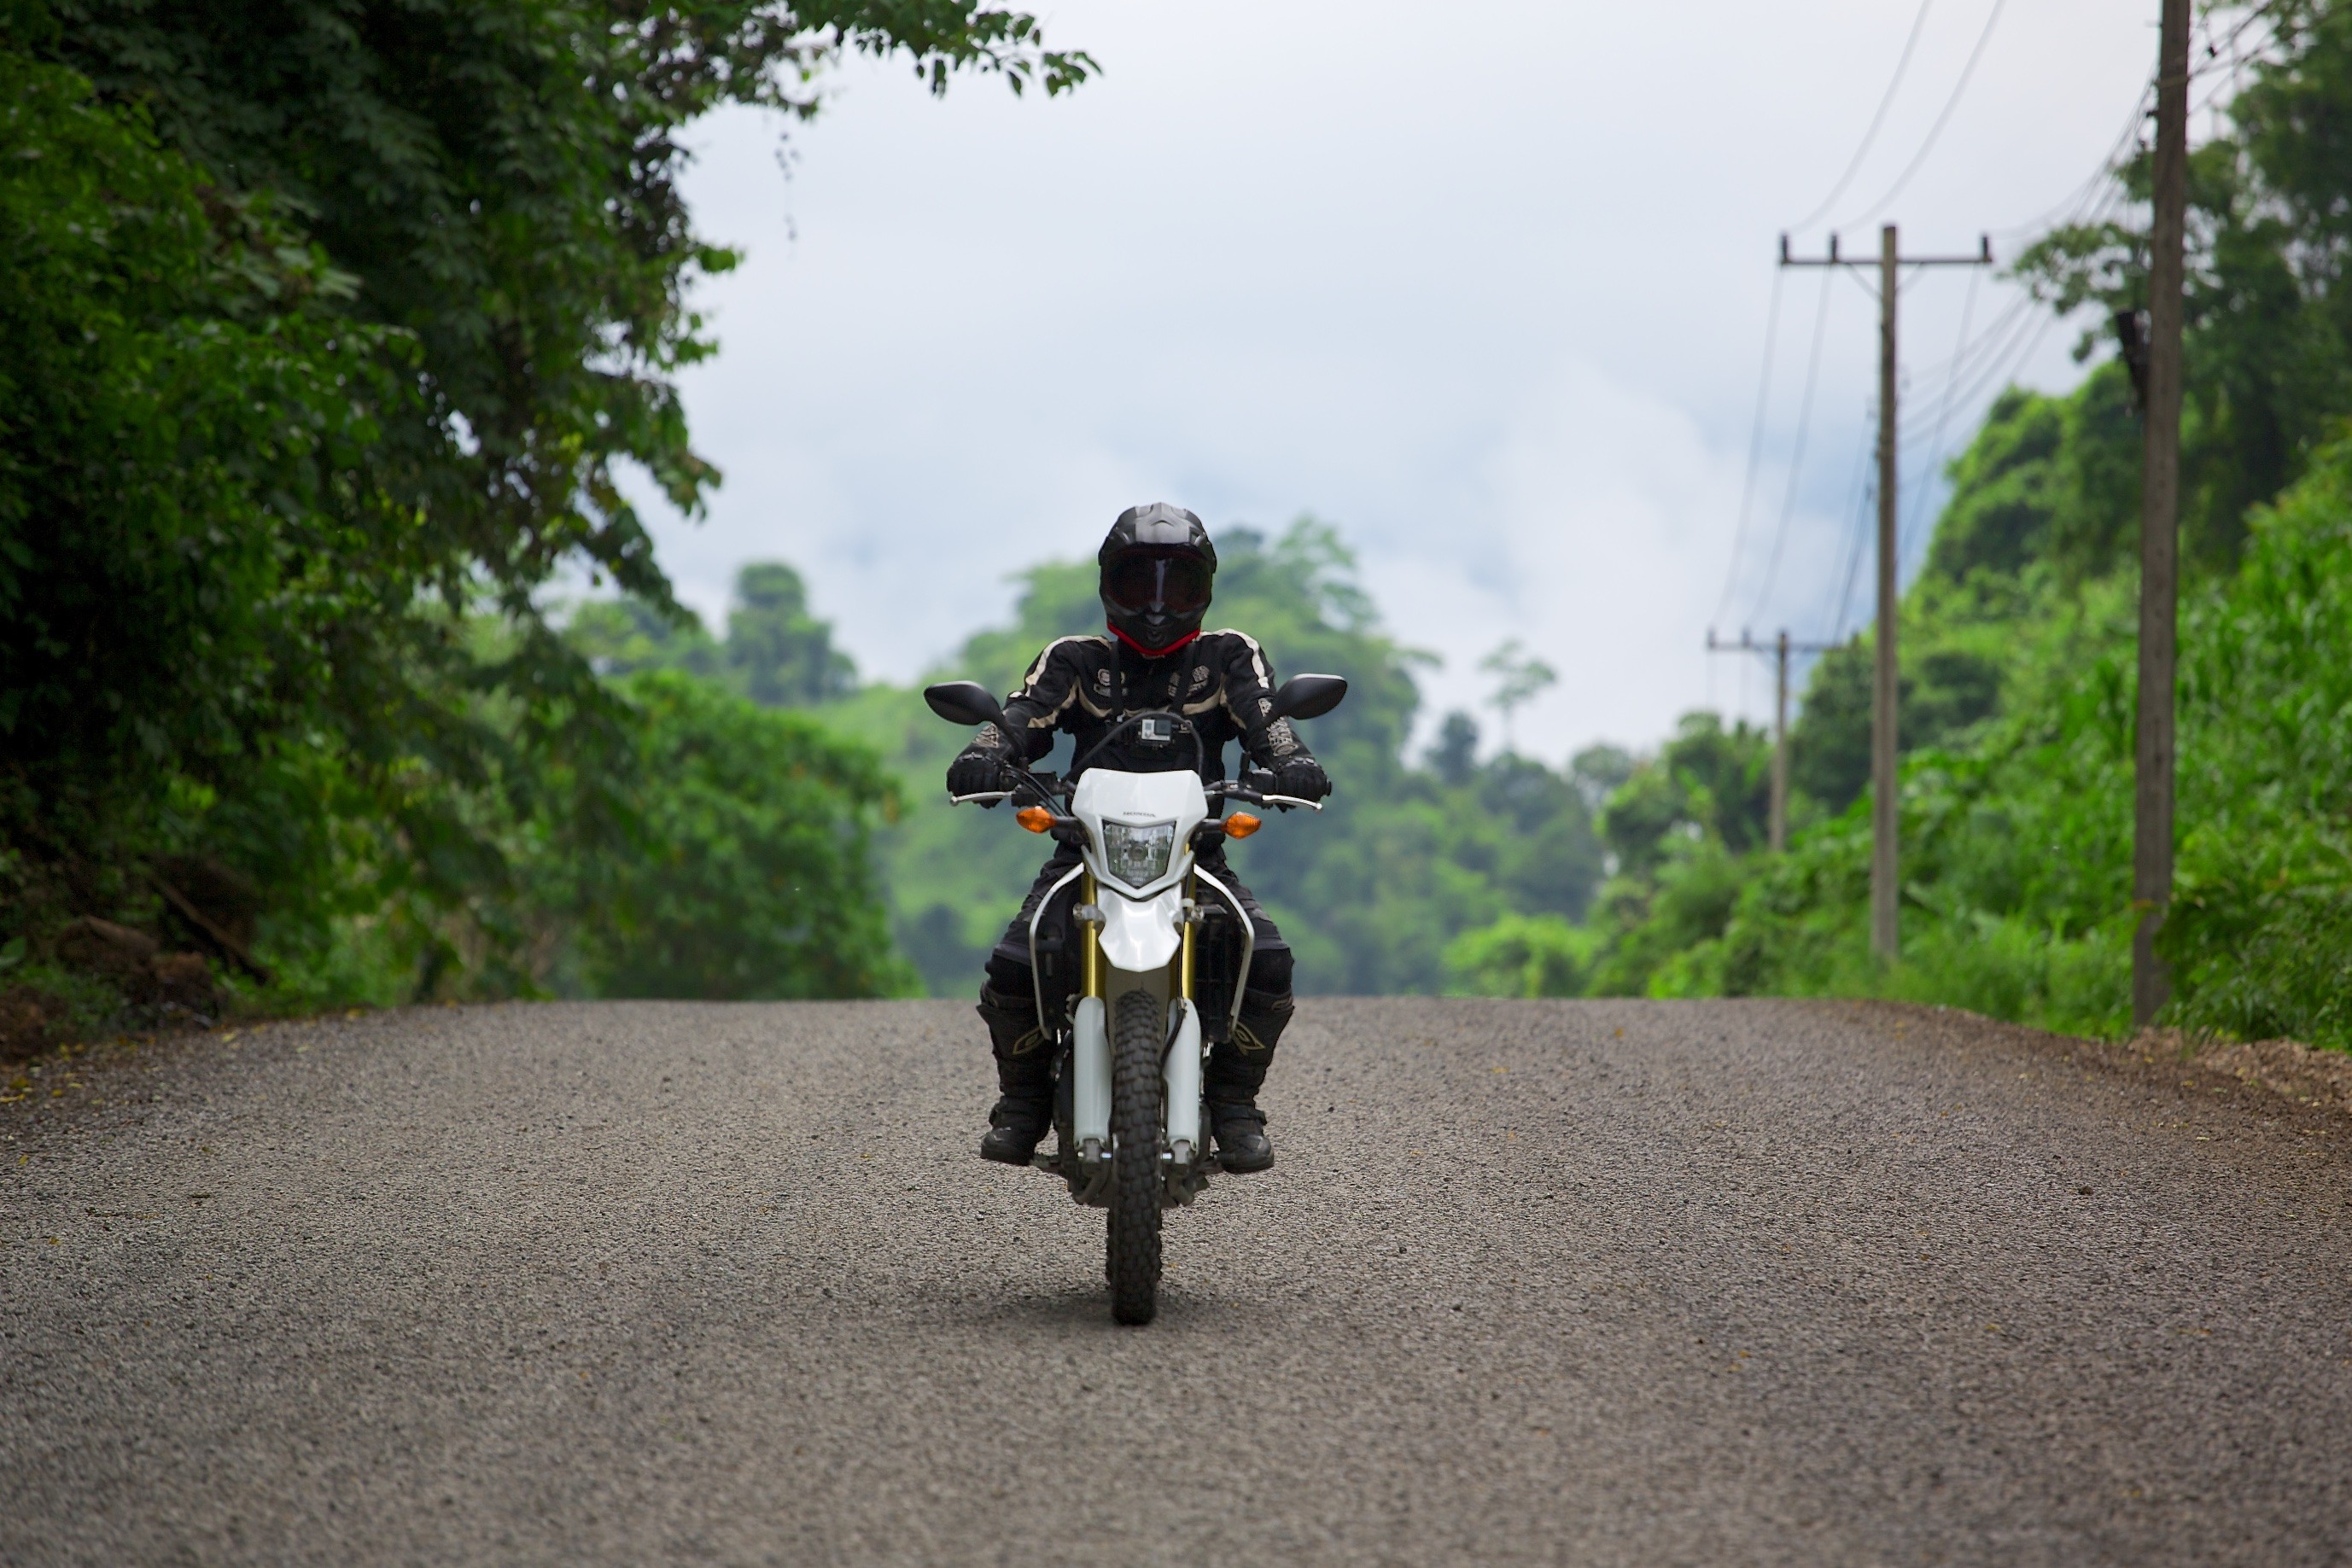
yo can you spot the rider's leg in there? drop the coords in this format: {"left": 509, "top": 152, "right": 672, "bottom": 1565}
{"left": 1205, "top": 945, "right": 1292, "bottom": 1173}
{"left": 977, "top": 953, "right": 1056, "bottom": 1164}
{"left": 976, "top": 848, "right": 1081, "bottom": 1165}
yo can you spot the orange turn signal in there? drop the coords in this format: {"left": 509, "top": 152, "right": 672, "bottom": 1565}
{"left": 1223, "top": 812, "right": 1263, "bottom": 839}
{"left": 1016, "top": 805, "right": 1055, "bottom": 834}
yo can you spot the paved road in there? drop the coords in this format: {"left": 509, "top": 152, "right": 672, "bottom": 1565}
{"left": 3, "top": 998, "right": 2349, "bottom": 1565}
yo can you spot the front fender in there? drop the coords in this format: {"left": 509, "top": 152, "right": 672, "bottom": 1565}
{"left": 1097, "top": 886, "right": 1182, "bottom": 973}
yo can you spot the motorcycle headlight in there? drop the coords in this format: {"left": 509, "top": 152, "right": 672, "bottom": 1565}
{"left": 1100, "top": 819, "right": 1176, "bottom": 888}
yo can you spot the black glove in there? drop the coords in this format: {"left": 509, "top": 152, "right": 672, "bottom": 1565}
{"left": 947, "top": 728, "right": 1017, "bottom": 799}
{"left": 1271, "top": 755, "right": 1332, "bottom": 802}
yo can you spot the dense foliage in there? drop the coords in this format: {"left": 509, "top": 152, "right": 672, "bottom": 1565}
{"left": 1564, "top": 5, "right": 2352, "bottom": 1047}
{"left": 547, "top": 672, "right": 913, "bottom": 1000}
{"left": 569, "top": 562, "right": 857, "bottom": 706}
{"left": 0, "top": 0, "right": 1083, "bottom": 1041}
{"left": 1614, "top": 437, "right": 2352, "bottom": 1051}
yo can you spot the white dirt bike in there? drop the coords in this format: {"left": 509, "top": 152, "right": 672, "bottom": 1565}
{"left": 923, "top": 673, "right": 1347, "bottom": 1326}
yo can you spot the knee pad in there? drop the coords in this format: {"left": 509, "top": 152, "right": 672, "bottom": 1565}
{"left": 1234, "top": 949, "right": 1295, "bottom": 1058}
{"left": 1246, "top": 947, "right": 1294, "bottom": 1000}
{"left": 983, "top": 953, "right": 1036, "bottom": 999}
{"left": 977, "top": 967, "right": 1045, "bottom": 1058}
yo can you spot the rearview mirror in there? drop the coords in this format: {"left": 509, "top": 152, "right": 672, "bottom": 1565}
{"left": 1270, "top": 673, "right": 1348, "bottom": 721}
{"left": 923, "top": 680, "right": 1007, "bottom": 728}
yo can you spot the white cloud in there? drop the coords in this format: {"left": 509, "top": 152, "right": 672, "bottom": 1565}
{"left": 627, "top": 0, "right": 2159, "bottom": 759}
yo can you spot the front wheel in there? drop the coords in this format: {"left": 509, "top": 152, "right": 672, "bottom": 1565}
{"left": 1106, "top": 988, "right": 1165, "bottom": 1325}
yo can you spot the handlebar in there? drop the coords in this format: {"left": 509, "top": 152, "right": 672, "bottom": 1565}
{"left": 945, "top": 771, "right": 1326, "bottom": 808}
{"left": 1205, "top": 780, "right": 1325, "bottom": 813}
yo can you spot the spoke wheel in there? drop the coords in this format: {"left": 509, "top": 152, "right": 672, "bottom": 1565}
{"left": 1106, "top": 988, "right": 1165, "bottom": 1326}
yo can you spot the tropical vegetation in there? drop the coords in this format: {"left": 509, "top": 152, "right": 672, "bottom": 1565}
{"left": 0, "top": 0, "right": 1084, "bottom": 1046}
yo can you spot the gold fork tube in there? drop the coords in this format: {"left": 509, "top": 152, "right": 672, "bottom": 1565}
{"left": 1180, "top": 872, "right": 1197, "bottom": 1000}
{"left": 1080, "top": 871, "right": 1103, "bottom": 999}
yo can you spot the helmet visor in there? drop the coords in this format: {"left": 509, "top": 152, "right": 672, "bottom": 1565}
{"left": 1105, "top": 552, "right": 1212, "bottom": 616}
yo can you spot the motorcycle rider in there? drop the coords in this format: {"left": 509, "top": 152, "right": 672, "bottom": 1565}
{"left": 947, "top": 504, "right": 1333, "bottom": 1174}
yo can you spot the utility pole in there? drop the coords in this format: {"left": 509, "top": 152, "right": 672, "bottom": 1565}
{"left": 1707, "top": 628, "right": 1838, "bottom": 852}
{"left": 1780, "top": 225, "right": 1993, "bottom": 960}
{"left": 2135, "top": 0, "right": 2192, "bottom": 1029}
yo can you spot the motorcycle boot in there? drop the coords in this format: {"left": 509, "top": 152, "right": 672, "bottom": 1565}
{"left": 977, "top": 982, "right": 1055, "bottom": 1165}
{"left": 1203, "top": 983, "right": 1293, "bottom": 1174}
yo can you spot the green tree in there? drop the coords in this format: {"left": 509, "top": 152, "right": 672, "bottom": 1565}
{"left": 0, "top": 32, "right": 426, "bottom": 947}
{"left": 2014, "top": 0, "right": 2352, "bottom": 574}
{"left": 5, "top": 0, "right": 1088, "bottom": 1009}
{"left": 1426, "top": 712, "right": 1481, "bottom": 787}
{"left": 565, "top": 561, "right": 855, "bottom": 708}
{"left": 552, "top": 673, "right": 913, "bottom": 1000}
{"left": 1479, "top": 638, "right": 1557, "bottom": 755}
{"left": 727, "top": 562, "right": 858, "bottom": 707}
{"left": 1445, "top": 912, "right": 1590, "bottom": 998}
{"left": 565, "top": 597, "right": 725, "bottom": 682}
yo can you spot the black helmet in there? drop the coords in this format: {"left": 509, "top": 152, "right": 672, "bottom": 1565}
{"left": 1099, "top": 504, "right": 1217, "bottom": 656}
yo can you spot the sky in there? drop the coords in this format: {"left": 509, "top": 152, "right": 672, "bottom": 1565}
{"left": 627, "top": 0, "right": 2172, "bottom": 764}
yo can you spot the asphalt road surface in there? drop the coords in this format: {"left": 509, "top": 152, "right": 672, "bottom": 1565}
{"left": 4, "top": 997, "right": 2349, "bottom": 1565}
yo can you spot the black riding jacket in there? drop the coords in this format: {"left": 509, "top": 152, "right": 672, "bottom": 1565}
{"left": 971, "top": 630, "right": 1317, "bottom": 784}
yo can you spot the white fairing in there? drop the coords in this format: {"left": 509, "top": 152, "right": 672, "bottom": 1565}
{"left": 1070, "top": 994, "right": 1109, "bottom": 1147}
{"left": 1097, "top": 887, "right": 1184, "bottom": 972}
{"left": 1164, "top": 998, "right": 1203, "bottom": 1160}
{"left": 1071, "top": 768, "right": 1211, "bottom": 901}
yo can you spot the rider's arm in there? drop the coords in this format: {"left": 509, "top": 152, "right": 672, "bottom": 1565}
{"left": 1217, "top": 631, "right": 1313, "bottom": 772}
{"left": 995, "top": 635, "right": 1099, "bottom": 762}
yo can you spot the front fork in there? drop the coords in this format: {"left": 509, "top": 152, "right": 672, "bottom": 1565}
{"left": 1067, "top": 873, "right": 1207, "bottom": 1171}
{"left": 1166, "top": 889, "right": 1205, "bottom": 1167}
{"left": 1069, "top": 872, "right": 1111, "bottom": 1158}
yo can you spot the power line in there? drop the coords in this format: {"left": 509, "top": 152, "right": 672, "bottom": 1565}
{"left": 1754, "top": 10, "right": 2173, "bottom": 734}
{"left": 1895, "top": 297, "right": 2035, "bottom": 444}
{"left": 1903, "top": 295, "right": 2061, "bottom": 444}
{"left": 1787, "top": 0, "right": 1939, "bottom": 234}
{"left": 1898, "top": 263, "right": 1982, "bottom": 561}
{"left": 1711, "top": 265, "right": 1790, "bottom": 629}
{"left": 1900, "top": 289, "right": 2031, "bottom": 386}
{"left": 1832, "top": 464, "right": 1876, "bottom": 642}
{"left": 1775, "top": 24, "right": 2204, "bottom": 721}
{"left": 1841, "top": 0, "right": 2013, "bottom": 229}
{"left": 1988, "top": 80, "right": 2150, "bottom": 242}
{"left": 1814, "top": 416, "right": 1876, "bottom": 638}
{"left": 1745, "top": 265, "right": 1838, "bottom": 627}
{"left": 1884, "top": 273, "right": 2039, "bottom": 449}
{"left": 1891, "top": 174, "right": 2133, "bottom": 448}
{"left": 2192, "top": 0, "right": 2283, "bottom": 79}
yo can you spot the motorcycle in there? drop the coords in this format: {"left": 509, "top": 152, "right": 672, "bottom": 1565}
{"left": 922, "top": 672, "right": 1347, "bottom": 1325}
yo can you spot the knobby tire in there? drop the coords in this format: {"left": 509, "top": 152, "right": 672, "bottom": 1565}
{"left": 1107, "top": 988, "right": 1164, "bottom": 1326}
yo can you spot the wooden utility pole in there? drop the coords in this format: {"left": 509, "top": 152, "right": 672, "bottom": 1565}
{"left": 2135, "top": 0, "right": 2192, "bottom": 1028}
{"left": 1872, "top": 224, "right": 1901, "bottom": 960}
{"left": 1775, "top": 628, "right": 1794, "bottom": 853}
{"left": 1779, "top": 227, "right": 1992, "bottom": 959}
{"left": 1707, "top": 628, "right": 1836, "bottom": 852}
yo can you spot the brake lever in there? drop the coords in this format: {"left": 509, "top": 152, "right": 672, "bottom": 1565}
{"left": 1258, "top": 794, "right": 1325, "bottom": 813}
{"left": 1007, "top": 770, "right": 1067, "bottom": 808}
{"left": 948, "top": 790, "right": 1013, "bottom": 807}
